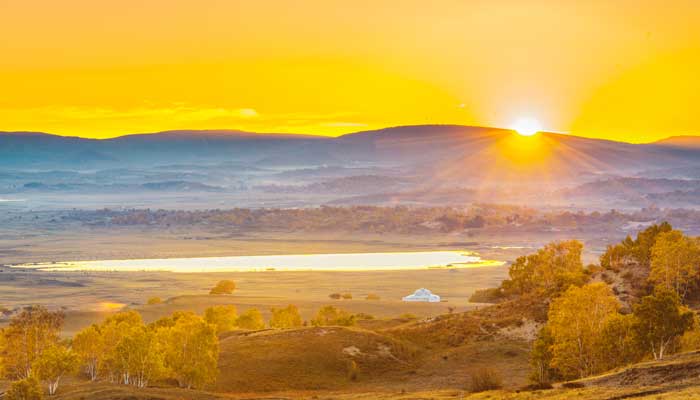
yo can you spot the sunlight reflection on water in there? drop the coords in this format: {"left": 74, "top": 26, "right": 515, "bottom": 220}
{"left": 11, "top": 251, "right": 505, "bottom": 273}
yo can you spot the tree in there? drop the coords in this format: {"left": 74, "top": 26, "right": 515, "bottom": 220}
{"left": 209, "top": 280, "right": 236, "bottom": 295}
{"left": 269, "top": 305, "right": 303, "bottom": 329}
{"left": 529, "top": 326, "right": 557, "bottom": 385}
{"left": 33, "top": 344, "right": 78, "bottom": 395}
{"left": 0, "top": 306, "right": 64, "bottom": 379}
{"left": 635, "top": 222, "right": 673, "bottom": 268}
{"left": 601, "top": 222, "right": 673, "bottom": 270}
{"left": 160, "top": 313, "right": 219, "bottom": 389}
{"left": 649, "top": 230, "right": 700, "bottom": 300}
{"left": 204, "top": 305, "right": 238, "bottom": 334}
{"left": 597, "top": 313, "right": 642, "bottom": 371}
{"left": 72, "top": 324, "right": 104, "bottom": 381}
{"left": 98, "top": 311, "right": 143, "bottom": 383}
{"left": 680, "top": 314, "right": 700, "bottom": 352}
{"left": 147, "top": 297, "right": 162, "bottom": 305}
{"left": 547, "top": 283, "right": 620, "bottom": 379}
{"left": 633, "top": 288, "right": 694, "bottom": 360}
{"left": 311, "top": 306, "right": 356, "bottom": 327}
{"left": 502, "top": 240, "right": 586, "bottom": 297}
{"left": 235, "top": 308, "right": 265, "bottom": 330}
{"left": 114, "top": 326, "right": 164, "bottom": 388}
{"left": 5, "top": 377, "right": 43, "bottom": 400}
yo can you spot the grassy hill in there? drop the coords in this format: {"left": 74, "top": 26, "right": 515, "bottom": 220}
{"left": 36, "top": 351, "right": 700, "bottom": 399}
{"left": 216, "top": 326, "right": 418, "bottom": 392}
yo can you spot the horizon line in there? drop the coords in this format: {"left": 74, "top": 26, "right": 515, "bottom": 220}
{"left": 0, "top": 123, "right": 695, "bottom": 145}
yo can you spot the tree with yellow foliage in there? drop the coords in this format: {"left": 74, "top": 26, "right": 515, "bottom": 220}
{"left": 209, "top": 280, "right": 236, "bottom": 295}
{"left": 33, "top": 344, "right": 79, "bottom": 395}
{"left": 502, "top": 240, "right": 586, "bottom": 297}
{"left": 204, "top": 305, "right": 238, "bottom": 334}
{"left": 547, "top": 283, "right": 620, "bottom": 379}
{"left": 146, "top": 297, "right": 163, "bottom": 305}
{"left": 5, "top": 377, "right": 43, "bottom": 400}
{"left": 72, "top": 324, "right": 104, "bottom": 381}
{"left": 649, "top": 230, "right": 700, "bottom": 300}
{"left": 633, "top": 287, "right": 694, "bottom": 360}
{"left": 269, "top": 305, "right": 303, "bottom": 329}
{"left": 235, "top": 308, "right": 265, "bottom": 330}
{"left": 311, "top": 305, "right": 356, "bottom": 327}
{"left": 159, "top": 313, "right": 219, "bottom": 389}
{"left": 98, "top": 311, "right": 143, "bottom": 383}
{"left": 0, "top": 306, "right": 64, "bottom": 379}
{"left": 114, "top": 326, "right": 165, "bottom": 388}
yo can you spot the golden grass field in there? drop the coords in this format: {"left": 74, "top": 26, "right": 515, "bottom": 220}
{"left": 3, "top": 224, "right": 687, "bottom": 399}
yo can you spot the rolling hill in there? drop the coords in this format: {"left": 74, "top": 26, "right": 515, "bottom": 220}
{"left": 3, "top": 126, "right": 700, "bottom": 174}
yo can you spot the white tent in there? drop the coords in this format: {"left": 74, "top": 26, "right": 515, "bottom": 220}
{"left": 402, "top": 288, "right": 441, "bottom": 302}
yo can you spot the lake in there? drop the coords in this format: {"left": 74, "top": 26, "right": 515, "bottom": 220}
{"left": 11, "top": 250, "right": 504, "bottom": 273}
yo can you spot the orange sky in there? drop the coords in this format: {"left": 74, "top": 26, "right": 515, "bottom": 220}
{"left": 1, "top": 0, "right": 699, "bottom": 142}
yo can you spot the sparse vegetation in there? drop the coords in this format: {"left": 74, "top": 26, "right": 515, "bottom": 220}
{"left": 469, "top": 368, "right": 503, "bottom": 392}
{"left": 329, "top": 293, "right": 342, "bottom": 300}
{"left": 347, "top": 360, "right": 359, "bottom": 381}
{"left": 341, "top": 293, "right": 353, "bottom": 300}
{"left": 365, "top": 293, "right": 380, "bottom": 300}
{"left": 311, "top": 305, "right": 357, "bottom": 327}
{"left": 354, "top": 312, "right": 375, "bottom": 320}
{"left": 469, "top": 287, "right": 506, "bottom": 303}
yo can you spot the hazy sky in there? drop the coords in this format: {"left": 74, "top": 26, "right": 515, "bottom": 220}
{"left": 1, "top": 0, "right": 699, "bottom": 142}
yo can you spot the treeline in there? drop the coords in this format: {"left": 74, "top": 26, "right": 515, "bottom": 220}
{"left": 62, "top": 205, "right": 700, "bottom": 233}
{"left": 0, "top": 307, "right": 219, "bottom": 398}
{"left": 0, "top": 300, "right": 363, "bottom": 398}
{"left": 482, "top": 223, "right": 700, "bottom": 385}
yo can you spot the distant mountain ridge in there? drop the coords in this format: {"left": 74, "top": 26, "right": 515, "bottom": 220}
{"left": 653, "top": 135, "right": 700, "bottom": 148}
{"left": 3, "top": 126, "right": 700, "bottom": 182}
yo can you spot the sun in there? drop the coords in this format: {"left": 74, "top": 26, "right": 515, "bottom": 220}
{"left": 510, "top": 117, "right": 542, "bottom": 136}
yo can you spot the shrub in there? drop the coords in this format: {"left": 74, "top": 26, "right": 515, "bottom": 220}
{"left": 470, "top": 368, "right": 502, "bottom": 392}
{"left": 355, "top": 313, "right": 375, "bottom": 320}
{"left": 209, "top": 280, "right": 236, "bottom": 295}
{"left": 399, "top": 313, "right": 417, "bottom": 320}
{"left": 341, "top": 293, "right": 353, "bottom": 300}
{"left": 147, "top": 297, "right": 162, "bottom": 305}
{"left": 311, "top": 305, "right": 356, "bottom": 327}
{"left": 365, "top": 293, "right": 380, "bottom": 300}
{"left": 522, "top": 382, "right": 554, "bottom": 391}
{"left": 329, "top": 293, "right": 342, "bottom": 300}
{"left": 5, "top": 377, "right": 43, "bottom": 400}
{"left": 347, "top": 360, "right": 359, "bottom": 381}
{"left": 469, "top": 288, "right": 506, "bottom": 303}
{"left": 561, "top": 381, "right": 585, "bottom": 389}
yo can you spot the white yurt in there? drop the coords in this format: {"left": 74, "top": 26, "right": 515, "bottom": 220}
{"left": 402, "top": 288, "right": 441, "bottom": 302}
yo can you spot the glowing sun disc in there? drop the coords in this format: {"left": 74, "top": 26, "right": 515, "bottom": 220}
{"left": 511, "top": 117, "right": 542, "bottom": 136}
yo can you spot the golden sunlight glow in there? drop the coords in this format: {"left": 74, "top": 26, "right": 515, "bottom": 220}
{"left": 511, "top": 117, "right": 542, "bottom": 136}
{"left": 1, "top": 1, "right": 699, "bottom": 141}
